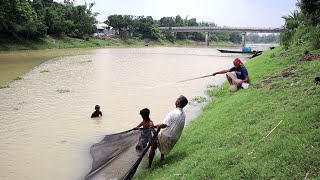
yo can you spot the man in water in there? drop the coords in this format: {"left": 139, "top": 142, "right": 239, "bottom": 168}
{"left": 91, "top": 105, "right": 102, "bottom": 118}
{"left": 148, "top": 95, "right": 188, "bottom": 168}
{"left": 212, "top": 58, "right": 249, "bottom": 89}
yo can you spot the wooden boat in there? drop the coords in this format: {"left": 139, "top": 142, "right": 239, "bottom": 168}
{"left": 217, "top": 49, "right": 254, "bottom": 54}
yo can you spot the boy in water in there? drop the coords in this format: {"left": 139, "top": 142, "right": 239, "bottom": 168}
{"left": 91, "top": 105, "right": 102, "bottom": 118}
{"left": 134, "top": 108, "right": 154, "bottom": 150}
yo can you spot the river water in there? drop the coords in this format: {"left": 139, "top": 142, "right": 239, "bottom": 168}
{"left": 0, "top": 46, "right": 271, "bottom": 180}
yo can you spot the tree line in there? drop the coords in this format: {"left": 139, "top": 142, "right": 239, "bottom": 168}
{"left": 247, "top": 33, "right": 280, "bottom": 43}
{"left": 281, "top": 0, "right": 320, "bottom": 49}
{"left": 0, "top": 0, "right": 285, "bottom": 45}
{"left": 0, "top": 0, "right": 96, "bottom": 38}
{"left": 105, "top": 14, "right": 242, "bottom": 43}
{"left": 0, "top": 0, "right": 243, "bottom": 43}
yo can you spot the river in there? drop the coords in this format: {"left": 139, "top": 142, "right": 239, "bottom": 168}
{"left": 0, "top": 45, "right": 272, "bottom": 180}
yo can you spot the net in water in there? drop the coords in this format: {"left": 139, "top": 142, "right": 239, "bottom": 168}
{"left": 85, "top": 128, "right": 158, "bottom": 180}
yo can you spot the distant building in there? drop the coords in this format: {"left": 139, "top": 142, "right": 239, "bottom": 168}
{"left": 93, "top": 23, "right": 115, "bottom": 36}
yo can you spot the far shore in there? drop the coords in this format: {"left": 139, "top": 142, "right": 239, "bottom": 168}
{"left": 0, "top": 35, "right": 239, "bottom": 52}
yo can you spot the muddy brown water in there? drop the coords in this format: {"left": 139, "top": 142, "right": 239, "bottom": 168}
{"left": 0, "top": 46, "right": 272, "bottom": 180}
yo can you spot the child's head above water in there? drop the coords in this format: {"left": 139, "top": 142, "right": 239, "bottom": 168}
{"left": 140, "top": 108, "right": 150, "bottom": 120}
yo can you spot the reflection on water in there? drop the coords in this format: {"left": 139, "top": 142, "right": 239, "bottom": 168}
{"left": 93, "top": 117, "right": 103, "bottom": 128}
{"left": 0, "top": 46, "right": 272, "bottom": 180}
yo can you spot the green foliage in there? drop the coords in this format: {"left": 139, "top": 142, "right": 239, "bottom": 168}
{"left": 281, "top": 2, "right": 320, "bottom": 50}
{"left": 212, "top": 32, "right": 240, "bottom": 43}
{"left": 105, "top": 15, "right": 128, "bottom": 37}
{"left": 0, "top": 85, "right": 10, "bottom": 89}
{"left": 308, "top": 26, "right": 320, "bottom": 49}
{"left": 162, "top": 31, "right": 175, "bottom": 42}
{"left": 1, "top": 1, "right": 239, "bottom": 44}
{"left": 0, "top": 0, "right": 97, "bottom": 39}
{"left": 192, "top": 96, "right": 207, "bottom": 103}
{"left": 247, "top": 33, "right": 280, "bottom": 43}
{"left": 0, "top": 0, "right": 46, "bottom": 38}
{"left": 159, "top": 16, "right": 176, "bottom": 27}
{"left": 282, "top": 24, "right": 320, "bottom": 50}
{"left": 157, "top": 15, "right": 237, "bottom": 42}
{"left": 106, "top": 15, "right": 160, "bottom": 39}
{"left": 229, "top": 32, "right": 242, "bottom": 44}
{"left": 14, "top": 76, "right": 23, "bottom": 80}
{"left": 135, "top": 16, "right": 160, "bottom": 40}
{"left": 298, "top": 0, "right": 320, "bottom": 26}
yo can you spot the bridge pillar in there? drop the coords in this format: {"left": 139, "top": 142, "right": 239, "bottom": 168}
{"left": 241, "top": 32, "right": 247, "bottom": 47}
{"left": 205, "top": 32, "right": 210, "bottom": 46}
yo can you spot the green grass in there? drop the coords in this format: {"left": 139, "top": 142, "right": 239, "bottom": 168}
{"left": 0, "top": 85, "right": 10, "bottom": 89}
{"left": 191, "top": 96, "right": 207, "bottom": 103}
{"left": 14, "top": 76, "right": 23, "bottom": 80}
{"left": 135, "top": 45, "right": 320, "bottom": 179}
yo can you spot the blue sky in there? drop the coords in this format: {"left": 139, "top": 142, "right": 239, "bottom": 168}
{"left": 58, "top": 0, "right": 298, "bottom": 27}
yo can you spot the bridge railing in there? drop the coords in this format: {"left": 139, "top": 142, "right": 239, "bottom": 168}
{"left": 158, "top": 26, "right": 284, "bottom": 33}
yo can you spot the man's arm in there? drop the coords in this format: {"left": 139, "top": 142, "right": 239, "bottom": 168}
{"left": 243, "top": 76, "right": 249, "bottom": 83}
{"left": 237, "top": 67, "right": 249, "bottom": 85}
{"left": 135, "top": 122, "right": 143, "bottom": 129}
{"left": 212, "top": 69, "right": 231, "bottom": 76}
{"left": 156, "top": 123, "right": 167, "bottom": 129}
{"left": 236, "top": 76, "right": 248, "bottom": 86}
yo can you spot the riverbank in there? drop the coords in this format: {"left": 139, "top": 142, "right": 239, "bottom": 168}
{"left": 135, "top": 45, "right": 320, "bottom": 179}
{"left": 0, "top": 35, "right": 238, "bottom": 51}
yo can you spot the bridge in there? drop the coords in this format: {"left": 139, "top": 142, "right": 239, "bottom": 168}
{"left": 158, "top": 26, "right": 284, "bottom": 46}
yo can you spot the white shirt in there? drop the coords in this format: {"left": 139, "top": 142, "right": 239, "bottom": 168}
{"left": 161, "top": 108, "right": 186, "bottom": 140}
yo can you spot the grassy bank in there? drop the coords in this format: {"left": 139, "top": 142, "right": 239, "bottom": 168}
{"left": 0, "top": 35, "right": 238, "bottom": 51}
{"left": 136, "top": 45, "right": 320, "bottom": 179}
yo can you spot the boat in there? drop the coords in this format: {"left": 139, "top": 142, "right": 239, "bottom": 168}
{"left": 217, "top": 48, "right": 263, "bottom": 58}
{"left": 217, "top": 49, "right": 254, "bottom": 54}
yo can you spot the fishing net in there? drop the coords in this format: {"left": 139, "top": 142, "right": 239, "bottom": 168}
{"left": 85, "top": 128, "right": 158, "bottom": 180}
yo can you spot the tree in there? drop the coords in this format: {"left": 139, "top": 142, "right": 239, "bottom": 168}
{"left": 247, "top": 33, "right": 260, "bottom": 43}
{"left": 185, "top": 18, "right": 198, "bottom": 26}
{"left": 229, "top": 32, "right": 241, "bottom": 44}
{"left": 106, "top": 15, "right": 127, "bottom": 36}
{"left": 175, "top": 15, "right": 184, "bottom": 26}
{"left": 214, "top": 32, "right": 230, "bottom": 41}
{"left": 0, "top": 0, "right": 46, "bottom": 37}
{"left": 133, "top": 16, "right": 160, "bottom": 39}
{"left": 159, "top": 17, "right": 176, "bottom": 27}
{"left": 69, "top": 3, "right": 97, "bottom": 37}
{"left": 298, "top": 0, "right": 320, "bottom": 26}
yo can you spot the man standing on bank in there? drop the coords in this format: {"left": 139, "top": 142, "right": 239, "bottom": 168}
{"left": 212, "top": 58, "right": 249, "bottom": 88}
{"left": 148, "top": 95, "right": 188, "bottom": 168}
